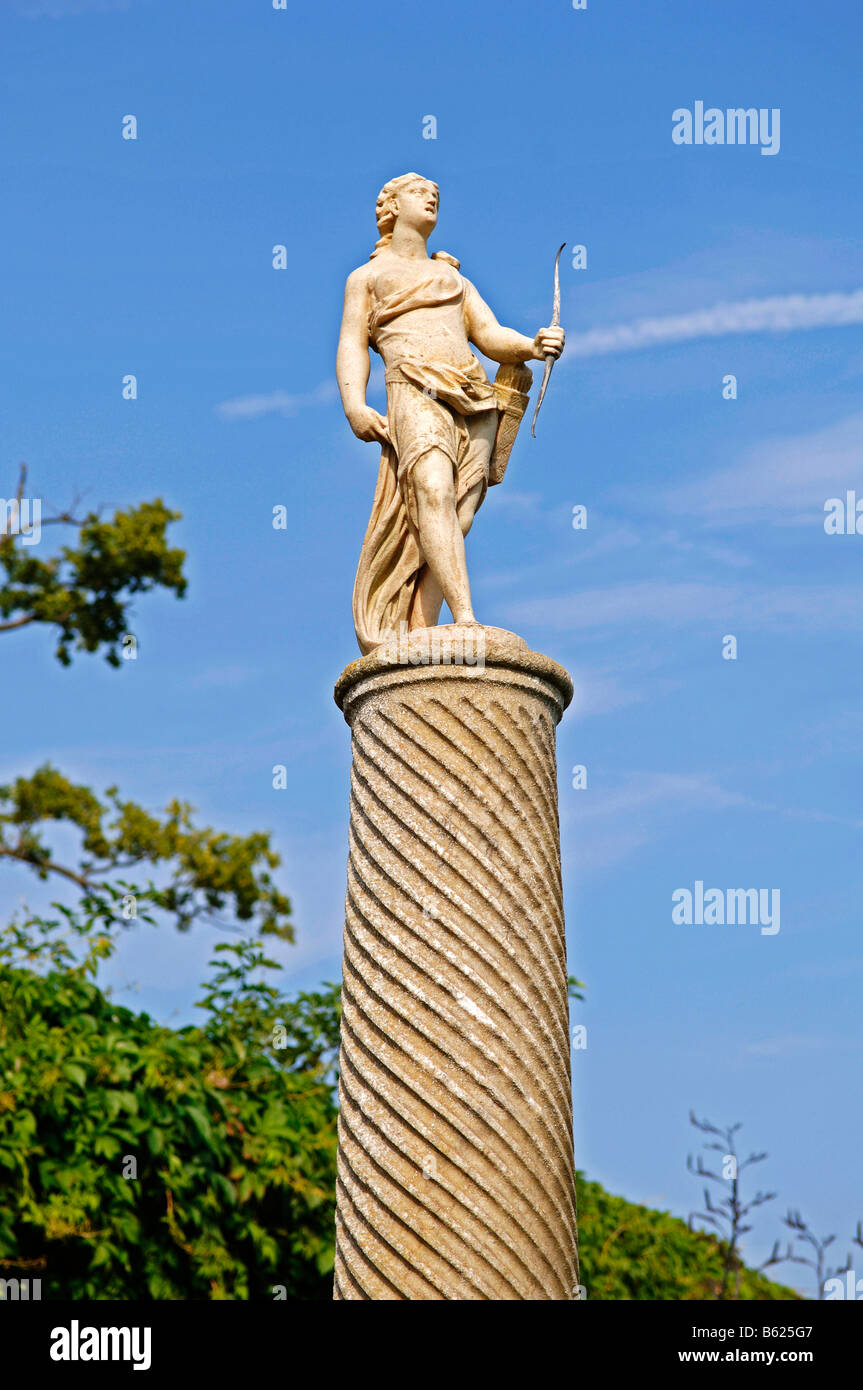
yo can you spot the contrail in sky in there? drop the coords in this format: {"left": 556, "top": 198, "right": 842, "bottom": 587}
{"left": 565, "top": 288, "right": 863, "bottom": 358}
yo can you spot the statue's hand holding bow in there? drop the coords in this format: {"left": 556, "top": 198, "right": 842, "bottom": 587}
{"left": 532, "top": 326, "right": 565, "bottom": 361}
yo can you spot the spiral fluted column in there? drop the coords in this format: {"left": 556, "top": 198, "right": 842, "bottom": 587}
{"left": 332, "top": 625, "right": 578, "bottom": 1300}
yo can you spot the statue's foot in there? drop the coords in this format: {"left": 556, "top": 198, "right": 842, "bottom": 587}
{"left": 452, "top": 612, "right": 479, "bottom": 626}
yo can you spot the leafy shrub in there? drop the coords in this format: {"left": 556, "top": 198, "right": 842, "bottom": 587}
{"left": 0, "top": 940, "right": 339, "bottom": 1300}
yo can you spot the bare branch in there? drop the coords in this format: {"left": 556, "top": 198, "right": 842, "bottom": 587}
{"left": 0, "top": 846, "right": 98, "bottom": 891}
{"left": 0, "top": 613, "right": 38, "bottom": 633}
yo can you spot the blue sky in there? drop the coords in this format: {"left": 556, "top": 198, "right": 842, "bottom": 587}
{"left": 2, "top": 0, "right": 861, "bottom": 1292}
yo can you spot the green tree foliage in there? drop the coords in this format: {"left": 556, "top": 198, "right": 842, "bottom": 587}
{"left": 0, "top": 468, "right": 185, "bottom": 664}
{"left": 576, "top": 1176, "right": 800, "bottom": 1301}
{"left": 0, "top": 766, "right": 293, "bottom": 943}
{"left": 0, "top": 928, "right": 339, "bottom": 1299}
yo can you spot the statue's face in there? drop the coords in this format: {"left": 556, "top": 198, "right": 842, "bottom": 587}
{"left": 395, "top": 179, "right": 439, "bottom": 234}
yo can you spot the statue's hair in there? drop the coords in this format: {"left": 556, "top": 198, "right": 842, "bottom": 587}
{"left": 370, "top": 173, "right": 459, "bottom": 269}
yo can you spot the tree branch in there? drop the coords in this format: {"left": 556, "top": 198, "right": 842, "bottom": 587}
{"left": 0, "top": 613, "right": 37, "bottom": 633}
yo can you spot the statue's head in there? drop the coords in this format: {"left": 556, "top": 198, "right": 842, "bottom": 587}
{"left": 371, "top": 173, "right": 439, "bottom": 256}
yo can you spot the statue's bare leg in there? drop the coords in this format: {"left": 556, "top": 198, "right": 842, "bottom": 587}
{"left": 411, "top": 405, "right": 496, "bottom": 627}
{"left": 456, "top": 479, "right": 485, "bottom": 538}
{"left": 456, "top": 409, "right": 497, "bottom": 543}
{"left": 411, "top": 450, "right": 476, "bottom": 625}
{"left": 410, "top": 566, "right": 445, "bottom": 629}
{"left": 411, "top": 482, "right": 486, "bottom": 626}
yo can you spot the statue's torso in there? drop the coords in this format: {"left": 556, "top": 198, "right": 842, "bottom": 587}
{"left": 369, "top": 257, "right": 474, "bottom": 369}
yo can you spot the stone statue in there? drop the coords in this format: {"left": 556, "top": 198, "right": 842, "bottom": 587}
{"left": 337, "top": 173, "right": 565, "bottom": 654}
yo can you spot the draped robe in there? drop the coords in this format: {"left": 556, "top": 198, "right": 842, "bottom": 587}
{"left": 352, "top": 266, "right": 498, "bottom": 656}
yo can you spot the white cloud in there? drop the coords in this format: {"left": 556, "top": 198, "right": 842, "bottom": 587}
{"left": 564, "top": 288, "right": 863, "bottom": 359}
{"left": 562, "top": 768, "right": 858, "bottom": 879}
{"left": 507, "top": 581, "right": 736, "bottom": 629}
{"left": 215, "top": 379, "right": 339, "bottom": 421}
{"left": 484, "top": 490, "right": 545, "bottom": 518}
{"left": 665, "top": 412, "right": 863, "bottom": 522}
{"left": 216, "top": 365, "right": 384, "bottom": 422}
{"left": 570, "top": 668, "right": 646, "bottom": 718}
{"left": 505, "top": 581, "right": 863, "bottom": 632}
{"left": 562, "top": 772, "right": 753, "bottom": 875}
{"left": 575, "top": 772, "right": 750, "bottom": 821}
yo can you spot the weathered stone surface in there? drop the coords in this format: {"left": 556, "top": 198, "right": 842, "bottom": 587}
{"left": 333, "top": 626, "right": 578, "bottom": 1300}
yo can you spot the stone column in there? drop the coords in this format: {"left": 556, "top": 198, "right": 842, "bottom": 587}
{"left": 332, "top": 625, "right": 578, "bottom": 1300}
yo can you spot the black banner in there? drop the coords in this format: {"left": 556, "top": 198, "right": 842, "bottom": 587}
{"left": 0, "top": 1297, "right": 855, "bottom": 1377}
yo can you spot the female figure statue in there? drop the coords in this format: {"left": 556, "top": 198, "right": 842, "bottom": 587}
{"left": 337, "top": 173, "right": 564, "bottom": 654}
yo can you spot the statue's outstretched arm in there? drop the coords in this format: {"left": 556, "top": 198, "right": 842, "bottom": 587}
{"left": 464, "top": 279, "right": 565, "bottom": 368}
